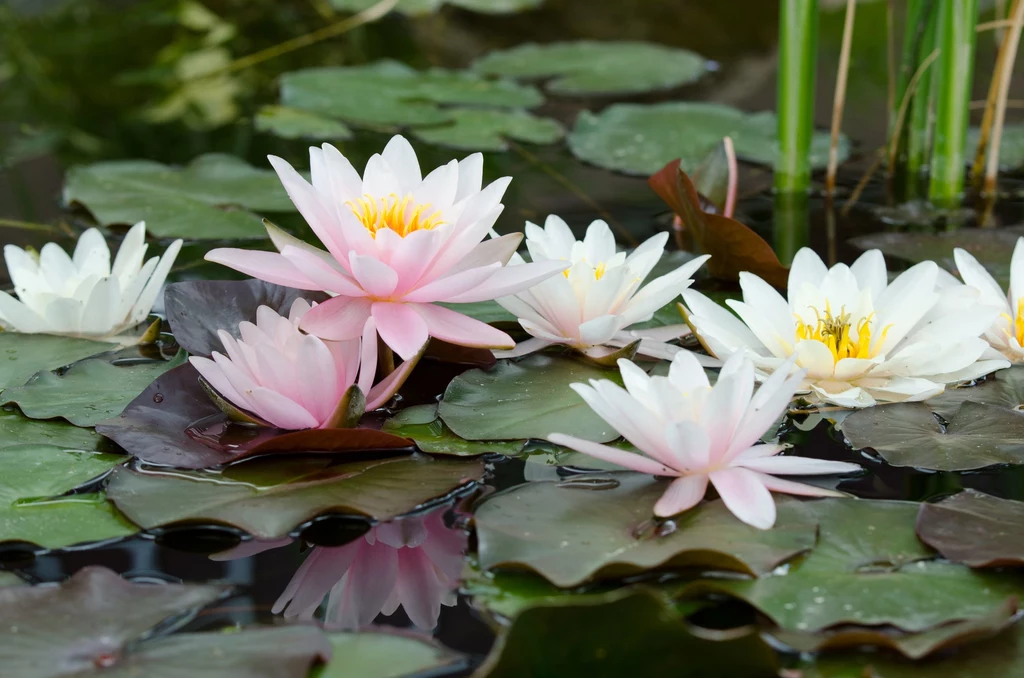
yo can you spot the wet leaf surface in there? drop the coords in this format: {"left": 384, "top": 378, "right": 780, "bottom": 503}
{"left": 328, "top": 0, "right": 542, "bottom": 15}
{"left": 0, "top": 333, "right": 114, "bottom": 391}
{"left": 0, "top": 494, "right": 136, "bottom": 549}
{"left": 438, "top": 355, "right": 623, "bottom": 443}
{"left": 383, "top": 404, "right": 526, "bottom": 456}
{"left": 916, "top": 489, "right": 1024, "bottom": 568}
{"left": 280, "top": 60, "right": 541, "bottom": 130}
{"left": 0, "top": 446, "right": 125, "bottom": 502}
{"left": 63, "top": 155, "right": 294, "bottom": 239}
{"left": 473, "top": 41, "right": 709, "bottom": 96}
{"left": 164, "top": 279, "right": 328, "bottom": 357}
{"left": 841, "top": 401, "right": 1024, "bottom": 471}
{"left": 435, "top": 300, "right": 519, "bottom": 326}
{"left": 413, "top": 108, "right": 564, "bottom": 151}
{"left": 693, "top": 499, "right": 1024, "bottom": 633}
{"left": 568, "top": 102, "right": 845, "bottom": 175}
{"left": 254, "top": 105, "right": 353, "bottom": 140}
{"left": 475, "top": 586, "right": 779, "bottom": 678}
{"left": 316, "top": 631, "right": 466, "bottom": 678}
{"left": 0, "top": 408, "right": 106, "bottom": 451}
{"left": 1, "top": 352, "right": 185, "bottom": 427}
{"left": 925, "top": 366, "right": 1024, "bottom": 419}
{"left": 107, "top": 454, "right": 484, "bottom": 539}
{"left": 475, "top": 473, "right": 818, "bottom": 587}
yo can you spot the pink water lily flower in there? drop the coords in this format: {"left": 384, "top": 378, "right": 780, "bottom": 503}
{"left": 273, "top": 506, "right": 466, "bottom": 630}
{"left": 548, "top": 351, "right": 861, "bottom": 529}
{"left": 206, "top": 136, "right": 568, "bottom": 360}
{"left": 189, "top": 299, "right": 412, "bottom": 429}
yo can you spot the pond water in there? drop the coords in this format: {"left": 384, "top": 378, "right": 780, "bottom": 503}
{"left": 6, "top": 1, "right": 1024, "bottom": 677}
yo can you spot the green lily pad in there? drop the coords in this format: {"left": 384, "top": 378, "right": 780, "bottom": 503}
{"left": 106, "top": 454, "right": 484, "bottom": 539}
{"left": 0, "top": 572, "right": 24, "bottom": 587}
{"left": 280, "top": 60, "right": 542, "bottom": 130}
{"left": 925, "top": 366, "right": 1024, "bottom": 419}
{"left": 473, "top": 41, "right": 709, "bottom": 96}
{"left": 413, "top": 108, "right": 564, "bottom": 151}
{"left": 0, "top": 566, "right": 331, "bottom": 678}
{"left": 694, "top": 498, "right": 1024, "bottom": 633}
{"left": 436, "top": 300, "right": 519, "bottom": 326}
{"left": 63, "top": 154, "right": 294, "bottom": 239}
{"left": 382, "top": 404, "right": 526, "bottom": 456}
{"left": 438, "top": 355, "right": 623, "bottom": 443}
{"left": 0, "top": 333, "right": 114, "bottom": 391}
{"left": 475, "top": 473, "right": 818, "bottom": 587}
{"left": 1, "top": 352, "right": 186, "bottom": 427}
{"left": 849, "top": 227, "right": 1024, "bottom": 286}
{"left": 315, "top": 631, "right": 465, "bottom": 678}
{"left": 916, "top": 489, "right": 1024, "bottom": 568}
{"left": 328, "top": 0, "right": 543, "bottom": 15}
{"left": 0, "top": 494, "right": 137, "bottom": 549}
{"left": 0, "top": 408, "right": 105, "bottom": 451}
{"left": 968, "top": 124, "right": 1024, "bottom": 170}
{"left": 475, "top": 586, "right": 779, "bottom": 678}
{"left": 568, "top": 102, "right": 847, "bottom": 176}
{"left": 841, "top": 401, "right": 1024, "bottom": 471}
{"left": 0, "top": 446, "right": 125, "bottom": 503}
{"left": 254, "top": 105, "right": 353, "bottom": 141}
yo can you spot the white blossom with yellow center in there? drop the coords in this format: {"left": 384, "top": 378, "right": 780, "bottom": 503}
{"left": 954, "top": 237, "right": 1024, "bottom": 363}
{"left": 681, "top": 248, "right": 1009, "bottom": 408}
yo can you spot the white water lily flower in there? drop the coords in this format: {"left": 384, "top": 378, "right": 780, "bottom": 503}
{"left": 0, "top": 222, "right": 182, "bottom": 340}
{"left": 954, "top": 237, "right": 1024, "bottom": 363}
{"left": 494, "top": 215, "right": 711, "bottom": 361}
{"left": 681, "top": 248, "right": 1009, "bottom": 408}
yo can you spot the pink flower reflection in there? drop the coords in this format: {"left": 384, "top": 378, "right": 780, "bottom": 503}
{"left": 273, "top": 506, "right": 466, "bottom": 630}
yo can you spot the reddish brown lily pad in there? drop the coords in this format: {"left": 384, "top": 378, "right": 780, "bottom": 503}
{"left": 916, "top": 490, "right": 1024, "bottom": 568}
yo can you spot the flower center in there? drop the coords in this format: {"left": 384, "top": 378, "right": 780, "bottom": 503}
{"left": 795, "top": 303, "right": 888, "bottom": 364}
{"left": 347, "top": 193, "right": 444, "bottom": 238}
{"left": 563, "top": 260, "right": 608, "bottom": 280}
{"left": 1002, "top": 297, "right": 1024, "bottom": 346}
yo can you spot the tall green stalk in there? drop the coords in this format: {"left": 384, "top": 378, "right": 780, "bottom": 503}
{"left": 906, "top": 2, "right": 938, "bottom": 196}
{"left": 775, "top": 0, "right": 819, "bottom": 194}
{"left": 928, "top": 0, "right": 978, "bottom": 206}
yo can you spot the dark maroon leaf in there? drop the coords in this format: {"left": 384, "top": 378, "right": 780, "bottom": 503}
{"left": 916, "top": 490, "right": 1024, "bottom": 568}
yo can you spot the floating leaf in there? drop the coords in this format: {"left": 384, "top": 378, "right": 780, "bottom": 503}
{"left": 916, "top": 489, "right": 1024, "bottom": 568}
{"left": 438, "top": 355, "right": 623, "bottom": 443}
{"left": 841, "top": 401, "right": 1024, "bottom": 471}
{"left": 63, "top": 154, "right": 294, "bottom": 239}
{"left": 435, "top": 300, "right": 519, "bottom": 326}
{"left": 694, "top": 498, "right": 1024, "bottom": 633}
{"left": 0, "top": 566, "right": 330, "bottom": 678}
{"left": 475, "top": 473, "right": 818, "bottom": 587}
{"left": 0, "top": 494, "right": 136, "bottom": 549}
{"left": 2, "top": 352, "right": 186, "bottom": 427}
{"left": 473, "top": 41, "right": 708, "bottom": 96}
{"left": 315, "top": 631, "right": 465, "bottom": 678}
{"left": 475, "top": 586, "right": 779, "bottom": 678}
{"left": 849, "top": 227, "right": 1024, "bottom": 286}
{"left": 413, "top": 108, "right": 564, "bottom": 152}
{"left": 568, "top": 102, "right": 846, "bottom": 176}
{"left": 281, "top": 61, "right": 542, "bottom": 129}
{"left": 0, "top": 409, "right": 105, "bottom": 451}
{"left": 107, "top": 454, "right": 484, "bottom": 539}
{"left": 255, "top": 105, "right": 353, "bottom": 141}
{"left": 329, "top": 0, "right": 543, "bottom": 14}
{"left": 0, "top": 445, "right": 125, "bottom": 502}
{"left": 164, "top": 279, "right": 329, "bottom": 357}
{"left": 382, "top": 404, "right": 526, "bottom": 456}
{"left": 0, "top": 333, "right": 113, "bottom": 391}
{"left": 925, "top": 366, "right": 1024, "bottom": 419}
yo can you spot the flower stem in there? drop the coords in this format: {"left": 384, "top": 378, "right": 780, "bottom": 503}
{"left": 775, "top": 0, "right": 819, "bottom": 194}
{"left": 378, "top": 341, "right": 395, "bottom": 378}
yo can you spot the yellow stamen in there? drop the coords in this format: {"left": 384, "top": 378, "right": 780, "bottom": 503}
{"left": 347, "top": 193, "right": 444, "bottom": 238}
{"left": 563, "top": 260, "right": 609, "bottom": 280}
{"left": 1001, "top": 297, "right": 1024, "bottom": 346}
{"left": 794, "top": 304, "right": 891, "bottom": 365}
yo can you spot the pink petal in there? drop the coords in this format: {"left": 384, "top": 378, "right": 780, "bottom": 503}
{"left": 444, "top": 259, "right": 570, "bottom": 304}
{"left": 414, "top": 303, "right": 514, "bottom": 350}
{"left": 546, "top": 433, "right": 676, "bottom": 475}
{"left": 190, "top": 356, "right": 248, "bottom": 409}
{"left": 371, "top": 302, "right": 429, "bottom": 361}
{"left": 395, "top": 547, "right": 445, "bottom": 630}
{"left": 492, "top": 337, "right": 555, "bottom": 359}
{"left": 755, "top": 473, "right": 846, "bottom": 497}
{"left": 401, "top": 263, "right": 500, "bottom": 303}
{"left": 387, "top": 226, "right": 448, "bottom": 294}
{"left": 328, "top": 541, "right": 399, "bottom": 629}
{"left": 357, "top": 317, "right": 378, "bottom": 397}
{"left": 736, "top": 454, "right": 861, "bottom": 476}
{"left": 300, "top": 296, "right": 373, "bottom": 341}
{"left": 274, "top": 544, "right": 360, "bottom": 618}
{"left": 709, "top": 467, "right": 776, "bottom": 530}
{"left": 205, "top": 249, "right": 321, "bottom": 290}
{"left": 381, "top": 135, "right": 422, "bottom": 193}
{"left": 280, "top": 246, "right": 365, "bottom": 297}
{"left": 247, "top": 386, "right": 320, "bottom": 430}
{"left": 366, "top": 345, "right": 423, "bottom": 410}
{"left": 446, "top": 233, "right": 523, "bottom": 275}
{"left": 653, "top": 474, "right": 709, "bottom": 517}
{"left": 350, "top": 253, "right": 399, "bottom": 298}
{"left": 268, "top": 155, "right": 349, "bottom": 262}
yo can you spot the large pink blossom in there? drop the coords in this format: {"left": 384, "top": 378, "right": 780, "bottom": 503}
{"left": 206, "top": 136, "right": 567, "bottom": 360}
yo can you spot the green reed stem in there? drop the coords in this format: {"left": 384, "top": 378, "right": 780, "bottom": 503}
{"left": 775, "top": 0, "right": 819, "bottom": 194}
{"left": 928, "top": 0, "right": 979, "bottom": 207}
{"left": 905, "top": 6, "right": 937, "bottom": 192}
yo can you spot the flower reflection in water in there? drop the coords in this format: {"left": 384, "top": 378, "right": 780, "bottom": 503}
{"left": 273, "top": 505, "right": 466, "bottom": 630}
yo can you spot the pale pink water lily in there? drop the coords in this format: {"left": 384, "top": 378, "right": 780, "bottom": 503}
{"left": 494, "top": 215, "right": 712, "bottom": 362}
{"left": 189, "top": 299, "right": 412, "bottom": 429}
{"left": 681, "top": 248, "right": 1009, "bottom": 408}
{"left": 548, "top": 352, "right": 861, "bottom": 529}
{"left": 954, "top": 237, "right": 1024, "bottom": 363}
{"left": 205, "top": 136, "right": 568, "bottom": 360}
{"left": 0, "top": 221, "right": 181, "bottom": 340}
{"left": 273, "top": 506, "right": 466, "bottom": 630}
